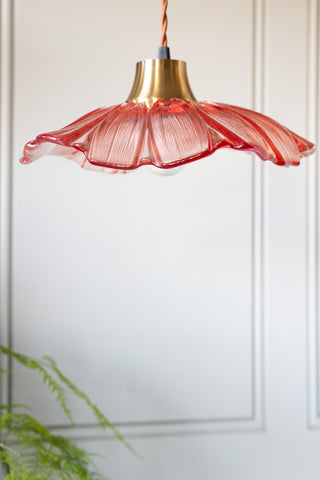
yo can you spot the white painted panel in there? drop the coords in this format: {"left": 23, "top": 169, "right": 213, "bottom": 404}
{"left": 307, "top": 0, "right": 320, "bottom": 429}
{"left": 266, "top": 0, "right": 310, "bottom": 436}
{"left": 12, "top": 0, "right": 257, "bottom": 429}
{"left": 0, "top": 0, "right": 14, "bottom": 405}
{"left": 12, "top": 158, "right": 254, "bottom": 425}
{"left": 73, "top": 434, "right": 320, "bottom": 480}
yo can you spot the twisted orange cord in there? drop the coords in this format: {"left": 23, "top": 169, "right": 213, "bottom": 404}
{"left": 161, "top": 0, "right": 168, "bottom": 47}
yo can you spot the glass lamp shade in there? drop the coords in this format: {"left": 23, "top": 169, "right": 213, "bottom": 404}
{"left": 20, "top": 59, "right": 315, "bottom": 172}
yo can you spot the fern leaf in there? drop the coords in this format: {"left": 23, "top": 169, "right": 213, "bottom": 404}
{"left": 0, "top": 346, "right": 136, "bottom": 455}
{"left": 0, "top": 347, "right": 74, "bottom": 425}
{"left": 0, "top": 412, "right": 108, "bottom": 479}
{"left": 43, "top": 355, "right": 135, "bottom": 454}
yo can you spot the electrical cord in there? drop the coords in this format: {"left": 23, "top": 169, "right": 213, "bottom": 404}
{"left": 158, "top": 0, "right": 170, "bottom": 59}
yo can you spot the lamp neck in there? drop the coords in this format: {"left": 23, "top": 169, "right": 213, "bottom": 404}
{"left": 126, "top": 59, "right": 197, "bottom": 104}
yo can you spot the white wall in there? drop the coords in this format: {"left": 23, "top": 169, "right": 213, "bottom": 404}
{"left": 0, "top": 0, "right": 320, "bottom": 478}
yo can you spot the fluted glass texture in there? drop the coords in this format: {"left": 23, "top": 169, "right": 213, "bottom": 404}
{"left": 21, "top": 99, "right": 315, "bottom": 171}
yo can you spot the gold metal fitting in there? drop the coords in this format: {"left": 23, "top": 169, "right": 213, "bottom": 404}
{"left": 126, "top": 59, "right": 197, "bottom": 104}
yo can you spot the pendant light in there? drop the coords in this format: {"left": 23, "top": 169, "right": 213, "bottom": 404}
{"left": 20, "top": 1, "right": 315, "bottom": 172}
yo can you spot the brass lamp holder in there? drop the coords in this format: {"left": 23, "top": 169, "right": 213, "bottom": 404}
{"left": 126, "top": 47, "right": 197, "bottom": 104}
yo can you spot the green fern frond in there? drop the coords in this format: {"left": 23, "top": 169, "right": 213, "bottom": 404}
{"left": 0, "top": 346, "right": 136, "bottom": 452}
{"left": 0, "top": 346, "right": 138, "bottom": 478}
{"left": 0, "top": 404, "right": 30, "bottom": 413}
{"left": 42, "top": 355, "right": 134, "bottom": 454}
{"left": 0, "top": 347, "right": 74, "bottom": 425}
{"left": 0, "top": 412, "right": 107, "bottom": 480}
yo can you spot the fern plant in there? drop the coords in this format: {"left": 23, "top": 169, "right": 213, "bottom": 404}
{"left": 0, "top": 346, "right": 133, "bottom": 479}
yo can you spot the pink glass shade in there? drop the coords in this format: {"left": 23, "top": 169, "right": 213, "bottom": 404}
{"left": 20, "top": 99, "right": 315, "bottom": 172}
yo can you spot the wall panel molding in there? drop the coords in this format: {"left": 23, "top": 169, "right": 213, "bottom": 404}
{"left": 307, "top": 0, "right": 320, "bottom": 430}
{"left": 6, "top": 0, "right": 267, "bottom": 439}
{"left": 0, "top": 0, "right": 14, "bottom": 406}
{"left": 251, "top": 0, "right": 268, "bottom": 433}
{"left": 48, "top": 419, "right": 265, "bottom": 442}
{"left": 43, "top": 0, "right": 268, "bottom": 438}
